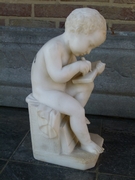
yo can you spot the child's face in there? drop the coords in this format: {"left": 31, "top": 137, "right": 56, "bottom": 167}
{"left": 69, "top": 30, "right": 106, "bottom": 57}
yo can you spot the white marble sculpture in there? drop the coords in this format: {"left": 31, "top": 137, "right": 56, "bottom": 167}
{"left": 26, "top": 7, "right": 106, "bottom": 170}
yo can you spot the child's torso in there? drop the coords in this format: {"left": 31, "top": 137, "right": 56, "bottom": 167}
{"left": 31, "top": 42, "right": 74, "bottom": 92}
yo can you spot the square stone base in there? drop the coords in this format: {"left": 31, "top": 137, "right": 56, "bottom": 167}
{"left": 33, "top": 133, "right": 104, "bottom": 170}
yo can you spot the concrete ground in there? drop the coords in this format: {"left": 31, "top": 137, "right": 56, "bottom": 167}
{"left": 0, "top": 107, "right": 135, "bottom": 180}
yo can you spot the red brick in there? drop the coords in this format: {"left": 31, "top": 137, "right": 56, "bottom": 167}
{"left": 35, "top": 0, "right": 56, "bottom": 0}
{"left": 112, "top": 24, "right": 135, "bottom": 31}
{"left": 88, "top": 6, "right": 135, "bottom": 21}
{"left": 36, "top": 0, "right": 56, "bottom": 2}
{"left": 0, "top": 3, "right": 31, "bottom": 17}
{"left": 114, "top": 0, "right": 135, "bottom": 4}
{"left": 61, "top": 0, "right": 109, "bottom": 1}
{"left": 35, "top": 4, "right": 82, "bottom": 18}
{"left": 0, "top": 19, "right": 5, "bottom": 26}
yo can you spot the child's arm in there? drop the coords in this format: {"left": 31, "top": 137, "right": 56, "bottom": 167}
{"left": 44, "top": 46, "right": 91, "bottom": 83}
{"left": 72, "top": 61, "right": 106, "bottom": 84}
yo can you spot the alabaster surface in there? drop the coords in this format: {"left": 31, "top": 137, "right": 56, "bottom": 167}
{"left": 26, "top": 7, "right": 106, "bottom": 170}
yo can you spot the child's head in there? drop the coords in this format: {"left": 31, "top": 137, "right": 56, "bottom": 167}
{"left": 65, "top": 8, "right": 106, "bottom": 35}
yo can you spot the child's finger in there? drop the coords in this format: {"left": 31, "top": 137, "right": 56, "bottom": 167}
{"left": 82, "top": 66, "right": 89, "bottom": 76}
{"left": 85, "top": 60, "right": 91, "bottom": 72}
{"left": 81, "top": 57, "right": 91, "bottom": 72}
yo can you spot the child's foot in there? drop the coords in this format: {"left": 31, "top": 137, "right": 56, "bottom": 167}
{"left": 81, "top": 141, "right": 104, "bottom": 154}
{"left": 96, "top": 61, "right": 106, "bottom": 75}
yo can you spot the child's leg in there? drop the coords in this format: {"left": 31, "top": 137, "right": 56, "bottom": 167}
{"left": 66, "top": 81, "right": 94, "bottom": 107}
{"left": 33, "top": 90, "right": 103, "bottom": 154}
{"left": 66, "top": 81, "right": 104, "bottom": 154}
{"left": 74, "top": 82, "right": 94, "bottom": 107}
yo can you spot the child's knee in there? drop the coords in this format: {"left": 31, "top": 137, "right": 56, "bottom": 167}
{"left": 88, "top": 82, "right": 94, "bottom": 92}
{"left": 81, "top": 82, "right": 94, "bottom": 93}
{"left": 73, "top": 106, "right": 85, "bottom": 118}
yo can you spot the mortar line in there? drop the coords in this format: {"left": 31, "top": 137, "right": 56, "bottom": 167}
{"left": 0, "top": 130, "right": 30, "bottom": 174}
{"left": 31, "top": 3, "right": 34, "bottom": 18}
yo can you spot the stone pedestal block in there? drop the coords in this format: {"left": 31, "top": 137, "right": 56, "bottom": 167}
{"left": 26, "top": 94, "right": 103, "bottom": 170}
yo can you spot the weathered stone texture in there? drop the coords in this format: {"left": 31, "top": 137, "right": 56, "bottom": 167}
{"left": 0, "top": 27, "right": 135, "bottom": 118}
{"left": 85, "top": 94, "right": 135, "bottom": 119}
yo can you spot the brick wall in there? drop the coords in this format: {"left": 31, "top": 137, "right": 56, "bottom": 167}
{"left": 0, "top": 0, "right": 135, "bottom": 32}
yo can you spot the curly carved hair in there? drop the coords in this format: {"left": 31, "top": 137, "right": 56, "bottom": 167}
{"left": 65, "top": 8, "right": 106, "bottom": 34}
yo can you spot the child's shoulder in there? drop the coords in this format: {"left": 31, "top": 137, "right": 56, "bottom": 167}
{"left": 43, "top": 35, "right": 66, "bottom": 52}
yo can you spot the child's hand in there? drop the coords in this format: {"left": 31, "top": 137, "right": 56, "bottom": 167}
{"left": 78, "top": 58, "right": 91, "bottom": 76}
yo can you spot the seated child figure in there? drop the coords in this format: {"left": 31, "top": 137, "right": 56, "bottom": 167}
{"left": 31, "top": 8, "right": 106, "bottom": 154}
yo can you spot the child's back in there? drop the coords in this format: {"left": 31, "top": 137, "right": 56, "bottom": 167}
{"left": 31, "top": 35, "right": 71, "bottom": 95}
